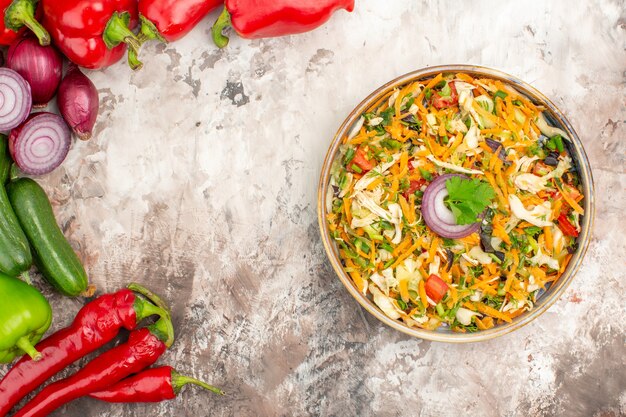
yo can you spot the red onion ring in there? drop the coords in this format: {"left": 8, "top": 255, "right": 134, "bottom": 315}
{"left": 9, "top": 112, "right": 71, "bottom": 176}
{"left": 0, "top": 68, "right": 32, "bottom": 131}
{"left": 421, "top": 173, "right": 480, "bottom": 239}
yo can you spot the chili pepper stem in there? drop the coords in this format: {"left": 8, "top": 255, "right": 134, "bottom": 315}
{"left": 19, "top": 271, "right": 31, "bottom": 285}
{"left": 4, "top": 0, "right": 50, "bottom": 46}
{"left": 147, "top": 315, "right": 174, "bottom": 348}
{"left": 171, "top": 370, "right": 225, "bottom": 396}
{"left": 128, "top": 282, "right": 171, "bottom": 314}
{"left": 103, "top": 12, "right": 143, "bottom": 70}
{"left": 16, "top": 336, "right": 42, "bottom": 361}
{"left": 211, "top": 8, "right": 232, "bottom": 49}
{"left": 134, "top": 296, "right": 170, "bottom": 322}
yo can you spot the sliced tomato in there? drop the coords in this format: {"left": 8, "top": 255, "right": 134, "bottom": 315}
{"left": 425, "top": 274, "right": 449, "bottom": 304}
{"left": 532, "top": 161, "right": 552, "bottom": 176}
{"left": 403, "top": 179, "right": 426, "bottom": 199}
{"left": 432, "top": 81, "right": 458, "bottom": 109}
{"left": 350, "top": 147, "right": 375, "bottom": 172}
{"left": 557, "top": 213, "right": 579, "bottom": 237}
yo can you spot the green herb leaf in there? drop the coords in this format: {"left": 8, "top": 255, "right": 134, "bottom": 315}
{"left": 419, "top": 168, "right": 433, "bottom": 181}
{"left": 444, "top": 177, "right": 496, "bottom": 225}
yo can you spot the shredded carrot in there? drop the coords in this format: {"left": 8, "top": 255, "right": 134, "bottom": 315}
{"left": 418, "top": 279, "right": 428, "bottom": 307}
{"left": 391, "top": 239, "right": 422, "bottom": 269}
{"left": 543, "top": 226, "right": 553, "bottom": 252}
{"left": 467, "top": 302, "right": 513, "bottom": 323}
{"left": 399, "top": 277, "right": 410, "bottom": 303}
{"left": 398, "top": 195, "right": 416, "bottom": 225}
{"left": 556, "top": 182, "right": 584, "bottom": 214}
{"left": 392, "top": 236, "right": 412, "bottom": 257}
{"left": 343, "top": 198, "right": 352, "bottom": 225}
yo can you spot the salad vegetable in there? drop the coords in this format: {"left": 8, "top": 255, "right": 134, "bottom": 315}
{"left": 326, "top": 72, "right": 585, "bottom": 332}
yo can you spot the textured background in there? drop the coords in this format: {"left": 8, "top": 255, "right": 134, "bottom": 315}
{"left": 1, "top": 1, "right": 625, "bottom": 416}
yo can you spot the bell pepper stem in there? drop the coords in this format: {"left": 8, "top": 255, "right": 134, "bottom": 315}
{"left": 128, "top": 282, "right": 171, "bottom": 314}
{"left": 211, "top": 7, "right": 232, "bottom": 49}
{"left": 103, "top": 12, "right": 143, "bottom": 70}
{"left": 4, "top": 0, "right": 50, "bottom": 46}
{"left": 16, "top": 336, "right": 42, "bottom": 361}
{"left": 147, "top": 316, "right": 175, "bottom": 348}
{"left": 171, "top": 370, "right": 225, "bottom": 396}
{"left": 139, "top": 16, "right": 166, "bottom": 44}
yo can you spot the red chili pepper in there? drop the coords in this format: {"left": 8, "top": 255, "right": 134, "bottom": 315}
{"left": 38, "top": 0, "right": 142, "bottom": 69}
{"left": 1, "top": 0, "right": 47, "bottom": 45}
{"left": 89, "top": 366, "right": 224, "bottom": 403}
{"left": 211, "top": 0, "right": 355, "bottom": 48}
{"left": 13, "top": 316, "right": 174, "bottom": 417}
{"left": 557, "top": 213, "right": 579, "bottom": 237}
{"left": 138, "top": 0, "right": 223, "bottom": 43}
{"left": 0, "top": 284, "right": 169, "bottom": 417}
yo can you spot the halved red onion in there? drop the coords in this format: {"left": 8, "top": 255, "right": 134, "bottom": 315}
{"left": 421, "top": 173, "right": 480, "bottom": 239}
{"left": 0, "top": 68, "right": 32, "bottom": 131}
{"left": 9, "top": 112, "right": 71, "bottom": 176}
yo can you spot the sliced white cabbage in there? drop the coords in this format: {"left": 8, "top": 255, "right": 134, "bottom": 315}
{"left": 502, "top": 298, "right": 533, "bottom": 313}
{"left": 536, "top": 112, "right": 570, "bottom": 140}
{"left": 369, "top": 284, "right": 401, "bottom": 319}
{"left": 388, "top": 203, "right": 403, "bottom": 244}
{"left": 354, "top": 154, "right": 401, "bottom": 191}
{"left": 474, "top": 94, "right": 494, "bottom": 113}
{"left": 456, "top": 308, "right": 483, "bottom": 325}
{"left": 370, "top": 272, "right": 388, "bottom": 295}
{"left": 409, "top": 103, "right": 419, "bottom": 115}
{"left": 388, "top": 90, "right": 399, "bottom": 107}
{"left": 464, "top": 124, "right": 481, "bottom": 149}
{"left": 428, "top": 255, "right": 441, "bottom": 276}
{"left": 447, "top": 118, "right": 468, "bottom": 134}
{"left": 469, "top": 290, "right": 483, "bottom": 302}
{"left": 355, "top": 192, "right": 393, "bottom": 222}
{"left": 509, "top": 195, "right": 552, "bottom": 227}
{"left": 515, "top": 156, "right": 540, "bottom": 173}
{"left": 337, "top": 172, "right": 353, "bottom": 198}
{"left": 381, "top": 267, "right": 398, "bottom": 293}
{"left": 514, "top": 173, "right": 550, "bottom": 193}
{"left": 368, "top": 117, "right": 383, "bottom": 126}
{"left": 461, "top": 253, "right": 479, "bottom": 266}
{"left": 530, "top": 247, "right": 559, "bottom": 270}
{"left": 347, "top": 116, "right": 365, "bottom": 140}
{"left": 350, "top": 208, "right": 379, "bottom": 228}
{"left": 468, "top": 246, "right": 493, "bottom": 265}
{"left": 552, "top": 225, "right": 565, "bottom": 254}
{"left": 426, "top": 113, "right": 438, "bottom": 134}
{"left": 456, "top": 82, "right": 475, "bottom": 115}
{"left": 524, "top": 275, "right": 540, "bottom": 292}
{"left": 427, "top": 155, "right": 484, "bottom": 175}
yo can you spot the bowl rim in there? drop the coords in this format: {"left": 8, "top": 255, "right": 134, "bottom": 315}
{"left": 317, "top": 64, "right": 595, "bottom": 343}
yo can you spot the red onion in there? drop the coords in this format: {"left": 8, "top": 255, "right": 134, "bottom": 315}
{"left": 57, "top": 65, "right": 99, "bottom": 141}
{"left": 7, "top": 36, "right": 63, "bottom": 107}
{"left": 0, "top": 68, "right": 32, "bottom": 131}
{"left": 9, "top": 112, "right": 71, "bottom": 175}
{"left": 421, "top": 174, "right": 480, "bottom": 239}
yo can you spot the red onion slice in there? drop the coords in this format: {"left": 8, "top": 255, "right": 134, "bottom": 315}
{"left": 421, "top": 173, "right": 480, "bottom": 239}
{"left": 9, "top": 112, "right": 71, "bottom": 176}
{"left": 0, "top": 68, "right": 32, "bottom": 131}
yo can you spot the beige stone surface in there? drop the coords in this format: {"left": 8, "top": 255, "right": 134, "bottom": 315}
{"left": 1, "top": 0, "right": 624, "bottom": 416}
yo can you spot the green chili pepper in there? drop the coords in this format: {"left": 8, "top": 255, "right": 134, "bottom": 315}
{"left": 552, "top": 135, "right": 564, "bottom": 153}
{"left": 0, "top": 272, "right": 52, "bottom": 363}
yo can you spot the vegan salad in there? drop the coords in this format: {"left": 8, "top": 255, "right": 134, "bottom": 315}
{"left": 326, "top": 72, "right": 584, "bottom": 332}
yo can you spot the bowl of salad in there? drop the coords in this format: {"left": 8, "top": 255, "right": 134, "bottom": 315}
{"left": 318, "top": 65, "right": 594, "bottom": 342}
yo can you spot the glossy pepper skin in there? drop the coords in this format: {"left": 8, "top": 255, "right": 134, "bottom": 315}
{"left": 14, "top": 317, "right": 174, "bottom": 417}
{"left": 1, "top": 0, "right": 48, "bottom": 46}
{"left": 40, "top": 0, "right": 142, "bottom": 69}
{"left": 0, "top": 273, "right": 51, "bottom": 364}
{"left": 90, "top": 366, "right": 224, "bottom": 403}
{"left": 0, "top": 284, "right": 169, "bottom": 417}
{"left": 212, "top": 0, "right": 355, "bottom": 48}
{"left": 139, "top": 0, "right": 223, "bottom": 43}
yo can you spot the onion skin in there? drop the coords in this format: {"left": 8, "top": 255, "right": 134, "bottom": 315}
{"left": 7, "top": 36, "right": 63, "bottom": 107}
{"left": 57, "top": 65, "right": 99, "bottom": 141}
{"left": 421, "top": 174, "right": 480, "bottom": 239}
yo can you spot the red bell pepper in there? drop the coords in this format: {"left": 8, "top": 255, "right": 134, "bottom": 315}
{"left": 425, "top": 274, "right": 448, "bottom": 304}
{"left": 138, "top": 0, "right": 223, "bottom": 43}
{"left": 0, "top": 284, "right": 169, "bottom": 417}
{"left": 557, "top": 213, "right": 579, "bottom": 237}
{"left": 39, "top": 0, "right": 143, "bottom": 69}
{"left": 13, "top": 316, "right": 174, "bottom": 417}
{"left": 211, "top": 0, "right": 355, "bottom": 48}
{"left": 89, "top": 366, "right": 224, "bottom": 403}
{"left": 1, "top": 0, "right": 48, "bottom": 45}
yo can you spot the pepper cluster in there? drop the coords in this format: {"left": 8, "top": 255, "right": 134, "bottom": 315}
{"left": 0, "top": 0, "right": 355, "bottom": 70}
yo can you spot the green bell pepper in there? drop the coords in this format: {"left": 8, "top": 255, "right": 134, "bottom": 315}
{"left": 0, "top": 272, "right": 52, "bottom": 363}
